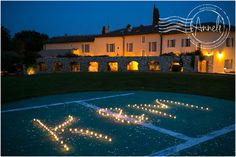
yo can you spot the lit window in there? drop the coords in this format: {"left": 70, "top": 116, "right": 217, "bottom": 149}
{"left": 106, "top": 44, "right": 115, "bottom": 52}
{"left": 82, "top": 44, "right": 90, "bottom": 53}
{"left": 126, "top": 43, "right": 133, "bottom": 52}
{"left": 168, "top": 39, "right": 176, "bottom": 47}
{"left": 181, "top": 39, "right": 191, "bottom": 47}
{"left": 224, "top": 59, "right": 233, "bottom": 69}
{"left": 141, "top": 36, "right": 145, "bottom": 43}
{"left": 149, "top": 42, "right": 157, "bottom": 52}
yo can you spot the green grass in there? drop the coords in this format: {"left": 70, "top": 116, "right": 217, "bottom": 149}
{"left": 2, "top": 72, "right": 235, "bottom": 103}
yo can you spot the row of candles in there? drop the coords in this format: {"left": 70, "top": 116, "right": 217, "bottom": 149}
{"left": 54, "top": 115, "right": 74, "bottom": 131}
{"left": 69, "top": 128, "right": 112, "bottom": 142}
{"left": 127, "top": 104, "right": 176, "bottom": 119}
{"left": 33, "top": 118, "right": 70, "bottom": 152}
{"left": 127, "top": 103, "right": 168, "bottom": 109}
{"left": 97, "top": 108, "right": 148, "bottom": 124}
{"left": 156, "top": 99, "right": 209, "bottom": 111}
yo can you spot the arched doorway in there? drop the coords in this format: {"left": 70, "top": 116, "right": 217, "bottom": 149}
{"left": 198, "top": 60, "right": 207, "bottom": 72}
{"left": 53, "top": 62, "right": 63, "bottom": 72}
{"left": 170, "top": 61, "right": 183, "bottom": 72}
{"left": 88, "top": 62, "right": 99, "bottom": 72}
{"left": 127, "top": 61, "right": 139, "bottom": 71}
{"left": 38, "top": 62, "right": 46, "bottom": 72}
{"left": 70, "top": 62, "right": 80, "bottom": 72}
{"left": 107, "top": 62, "right": 118, "bottom": 72}
{"left": 148, "top": 61, "right": 160, "bottom": 71}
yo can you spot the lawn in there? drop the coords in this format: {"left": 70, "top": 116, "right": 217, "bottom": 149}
{"left": 1, "top": 72, "right": 235, "bottom": 103}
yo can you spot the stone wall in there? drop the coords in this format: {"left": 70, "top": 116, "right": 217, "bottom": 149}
{"left": 35, "top": 56, "right": 198, "bottom": 73}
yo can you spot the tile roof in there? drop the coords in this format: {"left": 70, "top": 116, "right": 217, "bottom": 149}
{"left": 44, "top": 35, "right": 96, "bottom": 44}
{"left": 45, "top": 23, "right": 235, "bottom": 44}
{"left": 98, "top": 25, "right": 160, "bottom": 37}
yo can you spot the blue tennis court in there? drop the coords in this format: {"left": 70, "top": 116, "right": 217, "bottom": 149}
{"left": 1, "top": 91, "right": 235, "bottom": 156}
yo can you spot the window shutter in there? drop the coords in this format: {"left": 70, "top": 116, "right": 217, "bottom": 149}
{"left": 154, "top": 42, "right": 157, "bottom": 51}
{"left": 87, "top": 44, "right": 90, "bottom": 52}
{"left": 226, "top": 38, "right": 230, "bottom": 47}
{"left": 131, "top": 43, "right": 133, "bottom": 52}
{"left": 113, "top": 44, "right": 115, "bottom": 52}
{"left": 82, "top": 44, "right": 84, "bottom": 53}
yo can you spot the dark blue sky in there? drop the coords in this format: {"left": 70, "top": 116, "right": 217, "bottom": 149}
{"left": 1, "top": 1, "right": 235, "bottom": 37}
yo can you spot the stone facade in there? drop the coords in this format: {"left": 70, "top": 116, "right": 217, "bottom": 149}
{"left": 35, "top": 56, "right": 200, "bottom": 73}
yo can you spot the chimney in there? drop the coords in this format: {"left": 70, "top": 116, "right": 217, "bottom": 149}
{"left": 126, "top": 24, "right": 132, "bottom": 32}
{"left": 102, "top": 25, "right": 109, "bottom": 34}
{"left": 105, "top": 26, "right": 109, "bottom": 33}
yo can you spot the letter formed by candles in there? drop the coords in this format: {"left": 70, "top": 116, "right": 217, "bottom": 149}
{"left": 33, "top": 115, "right": 113, "bottom": 153}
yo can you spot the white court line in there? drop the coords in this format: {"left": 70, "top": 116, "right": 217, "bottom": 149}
{"left": 1, "top": 93, "right": 134, "bottom": 113}
{"left": 141, "top": 123, "right": 192, "bottom": 141}
{"left": 78, "top": 101, "right": 192, "bottom": 141}
{"left": 150, "top": 124, "right": 235, "bottom": 156}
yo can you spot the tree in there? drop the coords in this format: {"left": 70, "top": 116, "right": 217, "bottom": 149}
{"left": 13, "top": 30, "right": 48, "bottom": 52}
{"left": 23, "top": 51, "right": 40, "bottom": 67}
{"left": 1, "top": 51, "right": 23, "bottom": 73}
{"left": 12, "top": 30, "right": 48, "bottom": 67}
{"left": 1, "top": 29, "right": 49, "bottom": 73}
{"left": 11, "top": 38, "right": 25, "bottom": 54}
{"left": 1, "top": 26, "right": 11, "bottom": 51}
{"left": 152, "top": 4, "right": 160, "bottom": 26}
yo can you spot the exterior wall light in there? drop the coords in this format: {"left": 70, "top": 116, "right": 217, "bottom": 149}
{"left": 217, "top": 52, "right": 223, "bottom": 59}
{"left": 205, "top": 52, "right": 213, "bottom": 56}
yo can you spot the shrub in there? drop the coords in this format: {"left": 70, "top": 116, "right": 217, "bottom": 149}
{"left": 161, "top": 52, "right": 177, "bottom": 56}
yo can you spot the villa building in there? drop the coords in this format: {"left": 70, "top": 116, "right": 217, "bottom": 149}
{"left": 33, "top": 8, "right": 235, "bottom": 74}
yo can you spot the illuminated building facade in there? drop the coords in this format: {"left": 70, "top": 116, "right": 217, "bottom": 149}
{"left": 35, "top": 24, "right": 235, "bottom": 74}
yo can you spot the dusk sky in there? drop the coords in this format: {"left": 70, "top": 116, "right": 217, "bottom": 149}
{"left": 1, "top": 1, "right": 235, "bottom": 37}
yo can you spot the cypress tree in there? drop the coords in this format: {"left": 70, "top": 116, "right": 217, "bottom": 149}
{"left": 152, "top": 4, "right": 160, "bottom": 26}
